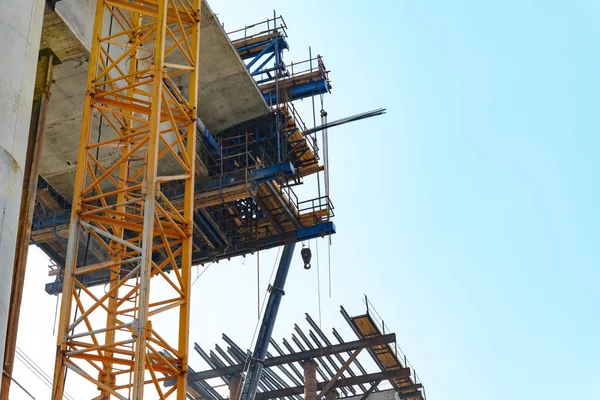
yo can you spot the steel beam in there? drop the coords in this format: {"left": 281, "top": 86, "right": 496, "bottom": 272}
{"left": 306, "top": 314, "right": 365, "bottom": 393}
{"left": 253, "top": 369, "right": 411, "bottom": 400}
{"left": 317, "top": 349, "right": 362, "bottom": 398}
{"left": 184, "top": 333, "right": 396, "bottom": 382}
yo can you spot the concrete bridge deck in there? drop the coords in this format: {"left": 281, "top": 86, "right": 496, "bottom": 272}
{"left": 40, "top": 0, "right": 269, "bottom": 200}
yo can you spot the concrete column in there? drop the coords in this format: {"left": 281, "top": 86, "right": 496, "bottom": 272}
{"left": 302, "top": 360, "right": 318, "bottom": 400}
{"left": 325, "top": 390, "right": 338, "bottom": 400}
{"left": 0, "top": 0, "right": 45, "bottom": 393}
{"left": 229, "top": 374, "right": 242, "bottom": 400}
{"left": 1, "top": 51, "right": 55, "bottom": 400}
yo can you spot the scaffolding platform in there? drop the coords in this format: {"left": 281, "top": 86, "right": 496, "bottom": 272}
{"left": 342, "top": 300, "right": 426, "bottom": 400}
{"left": 36, "top": 107, "right": 334, "bottom": 294}
{"left": 229, "top": 15, "right": 331, "bottom": 104}
{"left": 260, "top": 57, "right": 331, "bottom": 104}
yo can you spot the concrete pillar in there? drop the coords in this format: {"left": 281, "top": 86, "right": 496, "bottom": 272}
{"left": 325, "top": 390, "right": 338, "bottom": 400}
{"left": 0, "top": 0, "right": 45, "bottom": 393}
{"left": 229, "top": 374, "right": 242, "bottom": 400}
{"left": 1, "top": 51, "right": 55, "bottom": 400}
{"left": 302, "top": 360, "right": 318, "bottom": 400}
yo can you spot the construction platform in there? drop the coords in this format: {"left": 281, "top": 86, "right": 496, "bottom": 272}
{"left": 30, "top": 7, "right": 336, "bottom": 294}
{"left": 179, "top": 304, "right": 425, "bottom": 400}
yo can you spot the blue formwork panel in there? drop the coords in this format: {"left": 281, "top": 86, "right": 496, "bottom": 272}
{"left": 262, "top": 79, "right": 329, "bottom": 103}
{"left": 297, "top": 221, "right": 336, "bottom": 241}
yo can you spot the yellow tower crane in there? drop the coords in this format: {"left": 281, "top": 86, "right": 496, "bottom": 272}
{"left": 51, "top": 0, "right": 201, "bottom": 398}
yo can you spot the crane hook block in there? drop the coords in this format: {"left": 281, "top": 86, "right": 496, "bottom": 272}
{"left": 301, "top": 247, "right": 312, "bottom": 270}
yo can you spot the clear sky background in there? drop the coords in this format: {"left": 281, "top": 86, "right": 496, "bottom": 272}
{"left": 10, "top": 0, "right": 600, "bottom": 399}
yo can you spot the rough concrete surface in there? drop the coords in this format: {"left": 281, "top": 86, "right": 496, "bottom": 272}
{"left": 0, "top": 0, "right": 45, "bottom": 388}
{"left": 40, "top": 0, "right": 269, "bottom": 200}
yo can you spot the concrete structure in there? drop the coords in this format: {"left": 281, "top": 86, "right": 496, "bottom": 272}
{"left": 41, "top": 0, "right": 269, "bottom": 200}
{"left": 32, "top": 3, "right": 335, "bottom": 296}
{"left": 302, "top": 360, "right": 318, "bottom": 400}
{"left": 325, "top": 390, "right": 339, "bottom": 400}
{"left": 229, "top": 374, "right": 243, "bottom": 400}
{"left": 345, "top": 389, "right": 401, "bottom": 400}
{"left": 0, "top": 0, "right": 45, "bottom": 384}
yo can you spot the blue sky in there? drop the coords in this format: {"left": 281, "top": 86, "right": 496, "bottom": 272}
{"left": 12, "top": 1, "right": 599, "bottom": 399}
{"left": 215, "top": 0, "right": 600, "bottom": 398}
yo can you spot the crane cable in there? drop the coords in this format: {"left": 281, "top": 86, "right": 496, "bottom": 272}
{"left": 14, "top": 346, "right": 75, "bottom": 400}
{"left": 2, "top": 368, "right": 35, "bottom": 399}
{"left": 319, "top": 94, "right": 333, "bottom": 298}
{"left": 316, "top": 238, "right": 322, "bottom": 328}
{"left": 256, "top": 251, "right": 260, "bottom": 319}
{"left": 249, "top": 246, "right": 281, "bottom": 350}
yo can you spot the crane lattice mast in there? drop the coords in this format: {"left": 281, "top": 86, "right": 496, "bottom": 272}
{"left": 51, "top": 0, "right": 201, "bottom": 398}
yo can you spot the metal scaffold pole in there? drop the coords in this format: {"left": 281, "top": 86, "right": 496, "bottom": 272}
{"left": 51, "top": 1, "right": 201, "bottom": 398}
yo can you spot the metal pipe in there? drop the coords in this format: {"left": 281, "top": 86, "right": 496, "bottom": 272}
{"left": 240, "top": 243, "right": 296, "bottom": 400}
{"left": 321, "top": 110, "right": 329, "bottom": 199}
{"left": 302, "top": 109, "right": 387, "bottom": 136}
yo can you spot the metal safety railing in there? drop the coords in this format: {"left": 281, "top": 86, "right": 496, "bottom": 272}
{"left": 288, "top": 55, "right": 330, "bottom": 84}
{"left": 227, "top": 14, "right": 288, "bottom": 44}
{"left": 258, "top": 55, "right": 331, "bottom": 90}
{"left": 297, "top": 195, "right": 334, "bottom": 222}
{"left": 278, "top": 181, "right": 299, "bottom": 213}
{"left": 280, "top": 102, "right": 320, "bottom": 161}
{"left": 36, "top": 176, "right": 72, "bottom": 210}
{"left": 362, "top": 295, "right": 427, "bottom": 399}
{"left": 218, "top": 132, "right": 259, "bottom": 172}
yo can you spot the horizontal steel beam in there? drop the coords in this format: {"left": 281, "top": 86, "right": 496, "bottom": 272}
{"left": 44, "top": 222, "right": 336, "bottom": 295}
{"left": 254, "top": 369, "right": 410, "bottom": 400}
{"left": 185, "top": 333, "right": 395, "bottom": 383}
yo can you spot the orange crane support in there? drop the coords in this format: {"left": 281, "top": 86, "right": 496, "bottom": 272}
{"left": 51, "top": 0, "right": 201, "bottom": 398}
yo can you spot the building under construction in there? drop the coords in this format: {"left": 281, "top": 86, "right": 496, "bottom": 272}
{"left": 0, "top": 1, "right": 419, "bottom": 399}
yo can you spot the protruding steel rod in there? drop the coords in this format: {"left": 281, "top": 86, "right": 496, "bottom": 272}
{"left": 302, "top": 109, "right": 386, "bottom": 136}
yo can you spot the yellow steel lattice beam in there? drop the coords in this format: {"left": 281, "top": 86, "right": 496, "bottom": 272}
{"left": 51, "top": 0, "right": 201, "bottom": 398}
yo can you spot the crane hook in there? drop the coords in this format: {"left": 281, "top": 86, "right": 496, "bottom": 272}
{"left": 301, "top": 246, "right": 312, "bottom": 270}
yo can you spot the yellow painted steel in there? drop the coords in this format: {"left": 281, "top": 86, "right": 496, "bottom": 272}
{"left": 51, "top": 1, "right": 201, "bottom": 398}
